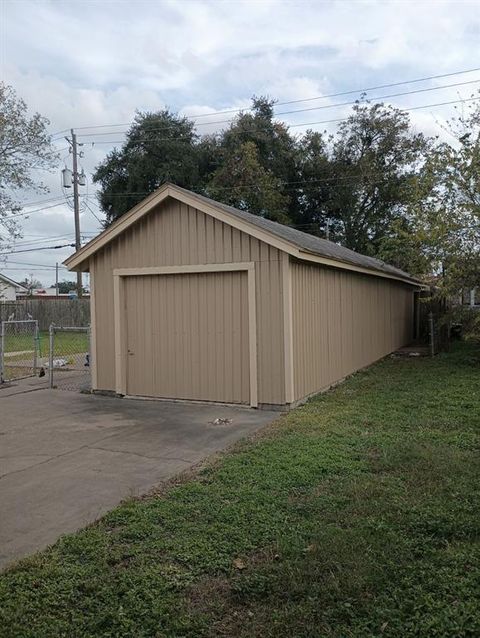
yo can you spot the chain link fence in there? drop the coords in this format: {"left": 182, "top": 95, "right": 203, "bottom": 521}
{"left": 48, "top": 325, "right": 91, "bottom": 392}
{"left": 0, "top": 320, "right": 39, "bottom": 383}
{"left": 427, "top": 311, "right": 451, "bottom": 356}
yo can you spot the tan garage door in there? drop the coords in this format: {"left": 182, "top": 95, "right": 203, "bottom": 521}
{"left": 124, "top": 271, "right": 250, "bottom": 403}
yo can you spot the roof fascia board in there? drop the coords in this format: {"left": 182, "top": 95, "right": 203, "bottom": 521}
{"left": 296, "top": 249, "right": 422, "bottom": 286}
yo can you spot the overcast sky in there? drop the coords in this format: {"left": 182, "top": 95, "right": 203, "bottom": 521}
{"left": 1, "top": 0, "right": 479, "bottom": 286}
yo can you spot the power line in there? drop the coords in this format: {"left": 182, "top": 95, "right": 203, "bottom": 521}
{"left": 274, "top": 78, "right": 480, "bottom": 117}
{"left": 11, "top": 233, "right": 76, "bottom": 245}
{"left": 84, "top": 198, "right": 105, "bottom": 226}
{"left": 1, "top": 201, "right": 70, "bottom": 221}
{"left": 0, "top": 244, "right": 76, "bottom": 257}
{"left": 171, "top": 68, "right": 480, "bottom": 117}
{"left": 8, "top": 239, "right": 74, "bottom": 250}
{"left": 90, "top": 165, "right": 450, "bottom": 201}
{"left": 53, "top": 66, "right": 480, "bottom": 136}
{"left": 14, "top": 232, "right": 72, "bottom": 238}
{"left": 1, "top": 195, "right": 66, "bottom": 211}
{"left": 18, "top": 195, "right": 66, "bottom": 206}
{"left": 1, "top": 199, "right": 98, "bottom": 222}
{"left": 0, "top": 259, "right": 71, "bottom": 269}
{"left": 79, "top": 95, "right": 480, "bottom": 146}
{"left": 9, "top": 232, "right": 96, "bottom": 247}
{"left": 76, "top": 77, "right": 480, "bottom": 138}
{"left": 51, "top": 128, "right": 71, "bottom": 137}
{"left": 0, "top": 267, "right": 70, "bottom": 272}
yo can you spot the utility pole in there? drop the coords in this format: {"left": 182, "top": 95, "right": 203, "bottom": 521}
{"left": 55, "top": 262, "right": 59, "bottom": 297}
{"left": 71, "top": 129, "right": 82, "bottom": 298}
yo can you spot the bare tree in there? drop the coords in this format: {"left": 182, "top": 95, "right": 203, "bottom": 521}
{"left": 0, "top": 83, "right": 58, "bottom": 249}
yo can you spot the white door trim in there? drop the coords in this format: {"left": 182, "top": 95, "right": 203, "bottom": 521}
{"left": 113, "top": 262, "right": 258, "bottom": 407}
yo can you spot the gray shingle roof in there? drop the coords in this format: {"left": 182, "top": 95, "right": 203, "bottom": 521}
{"left": 175, "top": 186, "right": 420, "bottom": 284}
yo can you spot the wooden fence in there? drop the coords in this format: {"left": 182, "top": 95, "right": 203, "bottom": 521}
{"left": 0, "top": 299, "right": 90, "bottom": 331}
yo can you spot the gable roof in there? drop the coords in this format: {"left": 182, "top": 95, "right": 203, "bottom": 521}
{"left": 64, "top": 183, "right": 421, "bottom": 285}
{"left": 181, "top": 187, "right": 419, "bottom": 283}
{"left": 0, "top": 272, "right": 28, "bottom": 290}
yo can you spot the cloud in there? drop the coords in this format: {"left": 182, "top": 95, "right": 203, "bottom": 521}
{"left": 1, "top": 0, "right": 479, "bottom": 282}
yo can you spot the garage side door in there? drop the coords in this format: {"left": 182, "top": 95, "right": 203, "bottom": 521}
{"left": 124, "top": 272, "right": 250, "bottom": 404}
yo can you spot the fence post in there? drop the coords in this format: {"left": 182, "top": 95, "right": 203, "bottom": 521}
{"left": 0, "top": 321, "right": 4, "bottom": 384}
{"left": 87, "top": 324, "right": 91, "bottom": 380}
{"left": 33, "top": 320, "right": 39, "bottom": 376}
{"left": 49, "top": 324, "right": 54, "bottom": 388}
{"left": 428, "top": 311, "right": 435, "bottom": 357}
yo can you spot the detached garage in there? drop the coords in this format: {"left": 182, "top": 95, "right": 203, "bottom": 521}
{"left": 65, "top": 183, "right": 420, "bottom": 409}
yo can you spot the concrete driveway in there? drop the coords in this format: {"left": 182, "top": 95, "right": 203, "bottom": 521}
{"left": 0, "top": 389, "right": 277, "bottom": 570}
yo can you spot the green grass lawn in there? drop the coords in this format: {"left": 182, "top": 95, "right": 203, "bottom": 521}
{"left": 1, "top": 343, "right": 479, "bottom": 637}
{"left": 3, "top": 330, "right": 88, "bottom": 357}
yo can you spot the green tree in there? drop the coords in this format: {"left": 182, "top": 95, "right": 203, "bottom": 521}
{"left": 215, "top": 97, "right": 298, "bottom": 220}
{"left": 320, "top": 101, "right": 429, "bottom": 255}
{"left": 57, "top": 280, "right": 79, "bottom": 294}
{"left": 434, "top": 96, "right": 480, "bottom": 298}
{"left": 373, "top": 95, "right": 480, "bottom": 337}
{"left": 399, "top": 97, "right": 480, "bottom": 296}
{"left": 19, "top": 276, "right": 43, "bottom": 292}
{"left": 93, "top": 110, "right": 206, "bottom": 224}
{"left": 93, "top": 99, "right": 298, "bottom": 225}
{"left": 91, "top": 98, "right": 438, "bottom": 275}
{"left": 374, "top": 215, "right": 432, "bottom": 276}
{"left": 294, "top": 130, "right": 334, "bottom": 236}
{"left": 207, "top": 141, "right": 290, "bottom": 222}
{"left": 0, "top": 83, "right": 58, "bottom": 248}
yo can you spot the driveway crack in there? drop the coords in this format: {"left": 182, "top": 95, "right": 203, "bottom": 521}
{"left": 0, "top": 445, "right": 91, "bottom": 480}
{"left": 0, "top": 429, "right": 146, "bottom": 480}
{"left": 87, "top": 445, "right": 192, "bottom": 464}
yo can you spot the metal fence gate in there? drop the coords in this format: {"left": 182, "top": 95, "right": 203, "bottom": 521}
{"left": 0, "top": 320, "right": 39, "bottom": 383}
{"left": 48, "top": 325, "right": 91, "bottom": 392}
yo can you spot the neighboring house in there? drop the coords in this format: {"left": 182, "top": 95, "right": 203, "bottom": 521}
{"left": 65, "top": 183, "right": 421, "bottom": 410}
{"left": 462, "top": 287, "right": 479, "bottom": 308}
{"left": 17, "top": 287, "right": 59, "bottom": 298}
{"left": 0, "top": 273, "right": 28, "bottom": 301}
{"left": 16, "top": 287, "right": 90, "bottom": 299}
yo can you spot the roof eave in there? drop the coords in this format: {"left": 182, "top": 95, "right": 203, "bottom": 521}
{"left": 296, "top": 248, "right": 423, "bottom": 286}
{"left": 0, "top": 273, "right": 28, "bottom": 290}
{"left": 63, "top": 183, "right": 422, "bottom": 286}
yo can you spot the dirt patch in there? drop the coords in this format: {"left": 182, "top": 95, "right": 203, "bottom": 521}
{"left": 185, "top": 545, "right": 282, "bottom": 634}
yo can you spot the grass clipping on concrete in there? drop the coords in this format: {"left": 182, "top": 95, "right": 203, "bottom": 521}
{"left": 1, "top": 343, "right": 479, "bottom": 637}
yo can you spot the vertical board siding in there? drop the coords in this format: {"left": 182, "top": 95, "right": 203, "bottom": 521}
{"left": 292, "top": 261, "right": 414, "bottom": 401}
{"left": 92, "top": 199, "right": 285, "bottom": 405}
